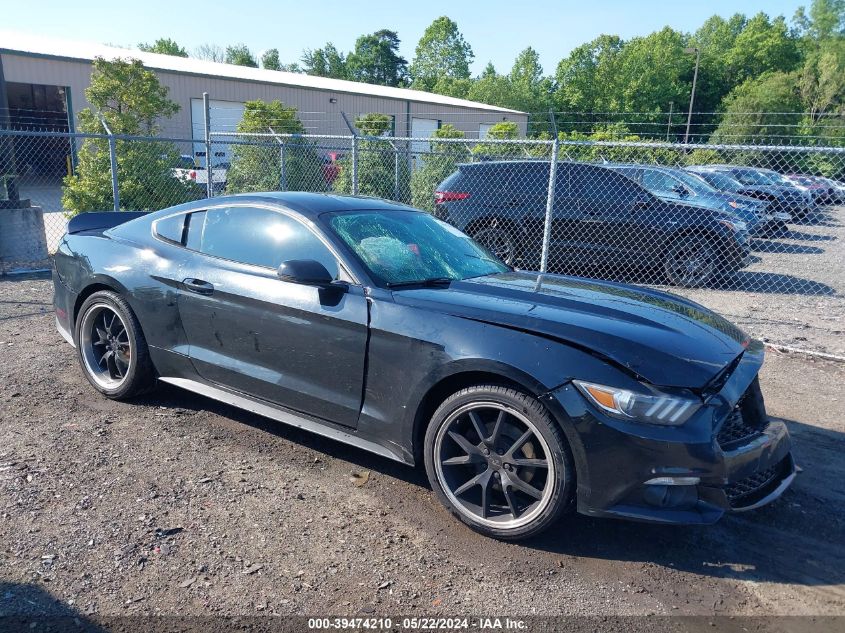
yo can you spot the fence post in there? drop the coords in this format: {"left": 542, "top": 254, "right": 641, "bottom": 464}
{"left": 341, "top": 112, "right": 359, "bottom": 195}
{"left": 98, "top": 115, "right": 120, "bottom": 212}
{"left": 269, "top": 127, "right": 287, "bottom": 191}
{"left": 203, "top": 93, "right": 213, "bottom": 198}
{"left": 540, "top": 110, "right": 559, "bottom": 273}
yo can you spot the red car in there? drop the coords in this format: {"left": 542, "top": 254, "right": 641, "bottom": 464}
{"left": 322, "top": 152, "right": 343, "bottom": 185}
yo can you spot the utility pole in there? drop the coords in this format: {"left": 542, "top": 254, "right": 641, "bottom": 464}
{"left": 684, "top": 47, "right": 700, "bottom": 144}
{"left": 666, "top": 101, "right": 674, "bottom": 142}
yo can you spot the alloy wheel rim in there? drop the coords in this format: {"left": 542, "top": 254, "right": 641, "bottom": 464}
{"left": 669, "top": 243, "right": 715, "bottom": 286}
{"left": 434, "top": 402, "right": 555, "bottom": 529}
{"left": 79, "top": 303, "right": 133, "bottom": 389}
{"left": 475, "top": 228, "right": 513, "bottom": 264}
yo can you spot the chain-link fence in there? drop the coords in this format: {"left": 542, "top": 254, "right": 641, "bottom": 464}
{"left": 1, "top": 128, "right": 843, "bottom": 356}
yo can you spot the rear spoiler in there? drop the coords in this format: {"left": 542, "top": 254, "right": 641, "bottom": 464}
{"left": 67, "top": 211, "right": 149, "bottom": 235}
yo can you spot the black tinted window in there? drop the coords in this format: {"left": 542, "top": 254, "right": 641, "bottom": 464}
{"left": 188, "top": 207, "right": 338, "bottom": 276}
{"left": 154, "top": 213, "right": 186, "bottom": 244}
{"left": 573, "top": 166, "right": 643, "bottom": 202}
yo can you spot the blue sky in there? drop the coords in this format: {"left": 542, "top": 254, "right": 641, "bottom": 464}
{"left": 6, "top": 0, "right": 806, "bottom": 75}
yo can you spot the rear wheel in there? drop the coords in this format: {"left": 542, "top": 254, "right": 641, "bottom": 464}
{"left": 75, "top": 290, "right": 155, "bottom": 399}
{"left": 424, "top": 385, "right": 574, "bottom": 540}
{"left": 472, "top": 225, "right": 516, "bottom": 265}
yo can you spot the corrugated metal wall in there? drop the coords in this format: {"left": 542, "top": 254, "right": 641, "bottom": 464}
{"left": 1, "top": 53, "right": 528, "bottom": 140}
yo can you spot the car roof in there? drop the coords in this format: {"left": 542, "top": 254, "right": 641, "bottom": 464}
{"left": 163, "top": 192, "right": 420, "bottom": 220}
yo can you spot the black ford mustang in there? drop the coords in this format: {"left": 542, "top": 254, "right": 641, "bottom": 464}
{"left": 53, "top": 193, "right": 795, "bottom": 540}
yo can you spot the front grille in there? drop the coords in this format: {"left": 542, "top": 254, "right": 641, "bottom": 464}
{"left": 724, "top": 456, "right": 791, "bottom": 509}
{"left": 716, "top": 377, "right": 769, "bottom": 450}
{"left": 717, "top": 407, "right": 762, "bottom": 448}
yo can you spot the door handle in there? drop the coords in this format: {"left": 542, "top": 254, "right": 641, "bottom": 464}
{"left": 183, "top": 278, "right": 214, "bottom": 295}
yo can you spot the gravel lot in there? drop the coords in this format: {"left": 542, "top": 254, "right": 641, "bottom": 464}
{"left": 1, "top": 277, "right": 844, "bottom": 626}
{"left": 675, "top": 204, "right": 845, "bottom": 358}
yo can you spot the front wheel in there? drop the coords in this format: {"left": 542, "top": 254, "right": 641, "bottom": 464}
{"left": 424, "top": 385, "right": 574, "bottom": 540}
{"left": 664, "top": 235, "right": 718, "bottom": 287}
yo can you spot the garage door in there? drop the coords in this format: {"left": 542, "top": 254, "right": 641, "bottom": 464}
{"left": 191, "top": 99, "right": 246, "bottom": 168}
{"left": 410, "top": 118, "right": 441, "bottom": 167}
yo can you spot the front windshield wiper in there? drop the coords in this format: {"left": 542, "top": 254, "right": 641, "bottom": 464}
{"left": 386, "top": 277, "right": 454, "bottom": 289}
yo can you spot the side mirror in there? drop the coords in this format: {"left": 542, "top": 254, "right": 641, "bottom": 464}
{"left": 277, "top": 259, "right": 334, "bottom": 286}
{"left": 672, "top": 184, "right": 689, "bottom": 196}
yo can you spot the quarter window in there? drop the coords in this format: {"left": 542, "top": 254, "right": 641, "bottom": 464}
{"left": 154, "top": 213, "right": 187, "bottom": 244}
{"left": 187, "top": 206, "right": 339, "bottom": 277}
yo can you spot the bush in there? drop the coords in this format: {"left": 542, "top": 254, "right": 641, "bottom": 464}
{"left": 410, "top": 124, "right": 469, "bottom": 212}
{"left": 334, "top": 113, "right": 410, "bottom": 201}
{"left": 226, "top": 100, "right": 326, "bottom": 194}
{"left": 62, "top": 57, "right": 200, "bottom": 214}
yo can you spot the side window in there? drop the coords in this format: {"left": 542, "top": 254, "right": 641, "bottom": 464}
{"left": 642, "top": 171, "right": 681, "bottom": 198}
{"left": 505, "top": 163, "right": 549, "bottom": 199}
{"left": 154, "top": 213, "right": 187, "bottom": 244}
{"left": 190, "top": 206, "right": 339, "bottom": 277}
{"left": 574, "top": 167, "right": 643, "bottom": 203}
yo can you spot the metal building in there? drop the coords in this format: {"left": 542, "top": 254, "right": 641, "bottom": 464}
{"left": 1, "top": 32, "right": 526, "bottom": 169}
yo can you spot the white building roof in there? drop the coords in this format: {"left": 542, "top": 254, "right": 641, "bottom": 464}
{"left": 0, "top": 31, "right": 524, "bottom": 115}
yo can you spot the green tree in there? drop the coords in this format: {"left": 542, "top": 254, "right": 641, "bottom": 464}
{"left": 62, "top": 58, "right": 199, "bottom": 215}
{"left": 194, "top": 43, "right": 225, "bottom": 62}
{"left": 225, "top": 44, "right": 259, "bottom": 68}
{"left": 346, "top": 30, "right": 408, "bottom": 86}
{"left": 138, "top": 38, "right": 188, "bottom": 57}
{"left": 711, "top": 72, "right": 804, "bottom": 145}
{"left": 467, "top": 63, "right": 513, "bottom": 108}
{"left": 794, "top": 0, "right": 845, "bottom": 40}
{"left": 261, "top": 48, "right": 282, "bottom": 70}
{"left": 354, "top": 112, "right": 393, "bottom": 136}
{"left": 226, "top": 100, "right": 325, "bottom": 194}
{"left": 688, "top": 14, "right": 747, "bottom": 114}
{"left": 410, "top": 16, "right": 474, "bottom": 92}
{"left": 799, "top": 37, "right": 845, "bottom": 142}
{"left": 507, "top": 48, "right": 554, "bottom": 133}
{"left": 615, "top": 27, "right": 691, "bottom": 114}
{"left": 554, "top": 34, "right": 625, "bottom": 119}
{"left": 410, "top": 124, "right": 469, "bottom": 212}
{"left": 334, "top": 113, "right": 410, "bottom": 200}
{"left": 471, "top": 121, "right": 522, "bottom": 159}
{"left": 301, "top": 43, "right": 348, "bottom": 79}
{"left": 725, "top": 13, "right": 801, "bottom": 83}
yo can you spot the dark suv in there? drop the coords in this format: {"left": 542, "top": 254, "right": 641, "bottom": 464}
{"left": 435, "top": 161, "right": 750, "bottom": 287}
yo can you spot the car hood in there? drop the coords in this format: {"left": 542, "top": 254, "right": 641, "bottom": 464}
{"left": 739, "top": 185, "right": 802, "bottom": 199}
{"left": 393, "top": 272, "right": 750, "bottom": 390}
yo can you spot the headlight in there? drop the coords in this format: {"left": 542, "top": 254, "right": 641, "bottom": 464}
{"left": 718, "top": 219, "right": 747, "bottom": 232}
{"left": 573, "top": 380, "right": 702, "bottom": 426}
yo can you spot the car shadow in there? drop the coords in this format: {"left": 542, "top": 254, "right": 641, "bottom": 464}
{"left": 778, "top": 229, "right": 837, "bottom": 242}
{"left": 713, "top": 271, "right": 837, "bottom": 295}
{"left": 0, "top": 581, "right": 108, "bottom": 631}
{"left": 135, "top": 384, "right": 845, "bottom": 591}
{"left": 750, "top": 240, "right": 825, "bottom": 255}
{"left": 521, "top": 416, "right": 845, "bottom": 591}
{"left": 134, "top": 383, "right": 429, "bottom": 487}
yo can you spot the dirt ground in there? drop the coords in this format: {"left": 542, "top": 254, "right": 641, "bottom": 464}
{"left": 1, "top": 277, "right": 844, "bottom": 626}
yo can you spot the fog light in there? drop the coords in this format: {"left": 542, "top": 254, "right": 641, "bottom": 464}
{"left": 643, "top": 482, "right": 699, "bottom": 509}
{"left": 644, "top": 476, "right": 700, "bottom": 486}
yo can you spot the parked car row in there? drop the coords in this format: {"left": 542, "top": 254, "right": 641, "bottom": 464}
{"left": 434, "top": 161, "right": 843, "bottom": 287}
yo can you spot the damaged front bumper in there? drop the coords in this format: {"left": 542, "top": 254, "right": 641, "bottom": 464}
{"left": 546, "top": 345, "right": 796, "bottom": 525}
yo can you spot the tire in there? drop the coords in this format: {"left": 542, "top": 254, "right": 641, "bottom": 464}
{"left": 74, "top": 290, "right": 156, "bottom": 399}
{"left": 664, "top": 234, "right": 718, "bottom": 287}
{"left": 472, "top": 225, "right": 517, "bottom": 266}
{"left": 423, "top": 385, "right": 574, "bottom": 540}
